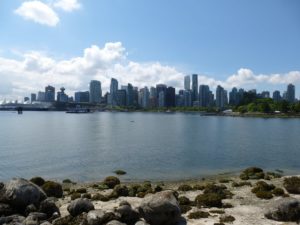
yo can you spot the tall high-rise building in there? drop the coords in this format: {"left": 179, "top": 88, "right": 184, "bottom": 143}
{"left": 110, "top": 78, "right": 118, "bottom": 106}
{"left": 216, "top": 85, "right": 227, "bottom": 108}
{"left": 199, "top": 85, "right": 210, "bottom": 107}
{"left": 45, "top": 85, "right": 55, "bottom": 102}
{"left": 116, "top": 89, "right": 126, "bottom": 106}
{"left": 149, "top": 87, "right": 157, "bottom": 108}
{"left": 229, "top": 87, "right": 238, "bottom": 106}
{"left": 158, "top": 91, "right": 165, "bottom": 108}
{"left": 57, "top": 87, "right": 68, "bottom": 103}
{"left": 126, "top": 83, "right": 134, "bottom": 107}
{"left": 183, "top": 90, "right": 192, "bottom": 107}
{"left": 286, "top": 84, "right": 295, "bottom": 103}
{"left": 37, "top": 91, "right": 45, "bottom": 102}
{"left": 75, "top": 91, "right": 89, "bottom": 103}
{"left": 273, "top": 90, "right": 281, "bottom": 102}
{"left": 184, "top": 75, "right": 190, "bottom": 90}
{"left": 141, "top": 87, "right": 150, "bottom": 108}
{"left": 31, "top": 93, "right": 36, "bottom": 103}
{"left": 156, "top": 84, "right": 167, "bottom": 107}
{"left": 166, "top": 86, "right": 176, "bottom": 107}
{"left": 89, "top": 80, "right": 102, "bottom": 103}
{"left": 192, "top": 74, "right": 198, "bottom": 101}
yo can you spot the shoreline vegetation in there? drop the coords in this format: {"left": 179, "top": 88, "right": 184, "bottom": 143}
{"left": 1, "top": 168, "right": 300, "bottom": 224}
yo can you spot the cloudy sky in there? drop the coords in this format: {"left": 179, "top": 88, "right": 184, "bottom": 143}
{"left": 0, "top": 0, "right": 300, "bottom": 100}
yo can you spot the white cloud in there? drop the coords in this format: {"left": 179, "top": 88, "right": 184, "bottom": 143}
{"left": 53, "top": 0, "right": 81, "bottom": 12}
{"left": 14, "top": 1, "right": 59, "bottom": 27}
{"left": 0, "top": 42, "right": 299, "bottom": 100}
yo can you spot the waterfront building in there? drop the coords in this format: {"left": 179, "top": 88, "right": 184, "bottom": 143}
{"left": 166, "top": 86, "right": 176, "bottom": 107}
{"left": 75, "top": 91, "right": 89, "bottom": 103}
{"left": 216, "top": 85, "right": 227, "bottom": 109}
{"left": 110, "top": 78, "right": 118, "bottom": 106}
{"left": 24, "top": 97, "right": 29, "bottom": 102}
{"left": 126, "top": 83, "right": 134, "bottom": 107}
{"left": 156, "top": 84, "right": 167, "bottom": 107}
{"left": 273, "top": 90, "right": 281, "bottom": 102}
{"left": 139, "top": 87, "right": 150, "bottom": 108}
{"left": 199, "top": 85, "right": 210, "bottom": 107}
{"left": 45, "top": 85, "right": 55, "bottom": 102}
{"left": 37, "top": 91, "right": 45, "bottom": 102}
{"left": 176, "top": 94, "right": 185, "bottom": 107}
{"left": 184, "top": 75, "right": 190, "bottom": 90}
{"left": 116, "top": 89, "right": 126, "bottom": 106}
{"left": 149, "top": 87, "right": 157, "bottom": 108}
{"left": 183, "top": 90, "right": 192, "bottom": 107}
{"left": 158, "top": 91, "right": 165, "bottom": 108}
{"left": 192, "top": 74, "right": 198, "bottom": 102}
{"left": 286, "top": 83, "right": 295, "bottom": 103}
{"left": 133, "top": 87, "right": 139, "bottom": 106}
{"left": 229, "top": 87, "right": 238, "bottom": 106}
{"left": 57, "top": 87, "right": 68, "bottom": 103}
{"left": 31, "top": 93, "right": 36, "bottom": 103}
{"left": 208, "top": 91, "right": 214, "bottom": 107}
{"left": 89, "top": 80, "right": 102, "bottom": 104}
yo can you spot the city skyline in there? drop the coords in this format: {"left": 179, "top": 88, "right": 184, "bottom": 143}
{"left": 0, "top": 0, "right": 300, "bottom": 100}
{"left": 3, "top": 75, "right": 296, "bottom": 110}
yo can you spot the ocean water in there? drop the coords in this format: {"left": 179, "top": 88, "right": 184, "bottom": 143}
{"left": 0, "top": 111, "right": 299, "bottom": 182}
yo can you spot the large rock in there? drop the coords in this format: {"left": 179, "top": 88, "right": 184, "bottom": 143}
{"left": 39, "top": 198, "right": 60, "bottom": 218}
{"left": 0, "top": 214, "right": 26, "bottom": 224}
{"left": 23, "top": 212, "right": 47, "bottom": 225}
{"left": 106, "top": 220, "right": 126, "bottom": 225}
{"left": 138, "top": 191, "right": 181, "bottom": 225}
{"left": 116, "top": 201, "right": 140, "bottom": 225}
{"left": 0, "top": 178, "right": 46, "bottom": 210}
{"left": 87, "top": 209, "right": 119, "bottom": 225}
{"left": 0, "top": 203, "right": 15, "bottom": 216}
{"left": 42, "top": 181, "right": 63, "bottom": 198}
{"left": 67, "top": 198, "right": 94, "bottom": 217}
{"left": 265, "top": 198, "right": 300, "bottom": 222}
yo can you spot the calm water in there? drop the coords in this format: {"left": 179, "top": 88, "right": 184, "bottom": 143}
{"left": 0, "top": 111, "right": 299, "bottom": 182}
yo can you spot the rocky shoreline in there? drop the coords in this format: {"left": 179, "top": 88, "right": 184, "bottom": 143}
{"left": 1, "top": 168, "right": 300, "bottom": 225}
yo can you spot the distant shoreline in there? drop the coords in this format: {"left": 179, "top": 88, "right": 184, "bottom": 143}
{"left": 2, "top": 108, "right": 300, "bottom": 118}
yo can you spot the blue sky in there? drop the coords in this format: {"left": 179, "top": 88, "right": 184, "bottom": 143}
{"left": 0, "top": 0, "right": 300, "bottom": 99}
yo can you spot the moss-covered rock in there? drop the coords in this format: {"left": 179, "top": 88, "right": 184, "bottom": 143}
{"left": 193, "top": 184, "right": 205, "bottom": 190}
{"left": 71, "top": 192, "right": 81, "bottom": 200}
{"left": 76, "top": 188, "right": 87, "bottom": 193}
{"left": 30, "top": 177, "right": 45, "bottom": 186}
{"left": 188, "top": 211, "right": 210, "bottom": 219}
{"left": 232, "top": 181, "right": 252, "bottom": 188}
{"left": 42, "top": 181, "right": 63, "bottom": 198}
{"left": 178, "top": 196, "right": 191, "bottom": 205}
{"left": 103, "top": 176, "right": 120, "bottom": 189}
{"left": 195, "top": 193, "right": 223, "bottom": 208}
{"left": 203, "top": 184, "right": 233, "bottom": 199}
{"left": 251, "top": 181, "right": 275, "bottom": 193}
{"left": 82, "top": 193, "right": 91, "bottom": 199}
{"left": 240, "top": 167, "right": 264, "bottom": 180}
{"left": 219, "top": 178, "right": 231, "bottom": 184}
{"left": 178, "top": 184, "right": 193, "bottom": 192}
{"left": 62, "top": 179, "right": 73, "bottom": 184}
{"left": 272, "top": 187, "right": 285, "bottom": 196}
{"left": 180, "top": 205, "right": 192, "bottom": 214}
{"left": 219, "top": 215, "right": 235, "bottom": 223}
{"left": 283, "top": 177, "right": 300, "bottom": 194}
{"left": 91, "top": 193, "right": 109, "bottom": 201}
{"left": 110, "top": 185, "right": 129, "bottom": 198}
{"left": 154, "top": 185, "right": 163, "bottom": 193}
{"left": 114, "top": 170, "right": 127, "bottom": 175}
{"left": 209, "top": 209, "right": 225, "bottom": 214}
{"left": 255, "top": 191, "right": 273, "bottom": 199}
